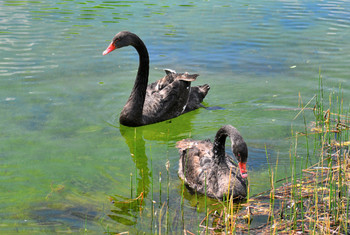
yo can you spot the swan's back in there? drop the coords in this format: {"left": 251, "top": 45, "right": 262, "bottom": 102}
{"left": 176, "top": 138, "right": 247, "bottom": 200}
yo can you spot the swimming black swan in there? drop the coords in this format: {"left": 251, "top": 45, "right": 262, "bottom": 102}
{"left": 103, "top": 31, "right": 210, "bottom": 127}
{"left": 176, "top": 125, "right": 248, "bottom": 200}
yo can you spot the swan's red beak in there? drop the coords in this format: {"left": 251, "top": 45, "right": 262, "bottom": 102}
{"left": 238, "top": 162, "right": 248, "bottom": 179}
{"left": 103, "top": 42, "right": 116, "bottom": 55}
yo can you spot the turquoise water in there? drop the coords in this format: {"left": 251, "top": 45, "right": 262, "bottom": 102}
{"left": 1, "top": 0, "right": 350, "bottom": 233}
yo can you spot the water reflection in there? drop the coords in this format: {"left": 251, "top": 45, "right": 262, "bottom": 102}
{"left": 108, "top": 194, "right": 139, "bottom": 227}
{"left": 118, "top": 113, "right": 196, "bottom": 193}
{"left": 119, "top": 125, "right": 150, "bottom": 196}
{"left": 108, "top": 113, "right": 196, "bottom": 230}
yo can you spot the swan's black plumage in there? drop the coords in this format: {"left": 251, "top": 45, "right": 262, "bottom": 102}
{"left": 176, "top": 125, "right": 248, "bottom": 200}
{"left": 103, "top": 31, "right": 210, "bottom": 127}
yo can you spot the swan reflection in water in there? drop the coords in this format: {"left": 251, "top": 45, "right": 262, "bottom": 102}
{"left": 108, "top": 113, "right": 197, "bottom": 228}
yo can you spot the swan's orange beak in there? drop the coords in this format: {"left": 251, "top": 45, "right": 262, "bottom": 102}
{"left": 103, "top": 42, "right": 116, "bottom": 55}
{"left": 238, "top": 162, "right": 248, "bottom": 179}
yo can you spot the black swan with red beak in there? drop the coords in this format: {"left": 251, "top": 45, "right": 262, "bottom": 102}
{"left": 103, "top": 31, "right": 210, "bottom": 127}
{"left": 176, "top": 125, "right": 248, "bottom": 200}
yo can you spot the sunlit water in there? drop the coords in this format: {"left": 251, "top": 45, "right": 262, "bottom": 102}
{"left": 1, "top": 0, "right": 350, "bottom": 233}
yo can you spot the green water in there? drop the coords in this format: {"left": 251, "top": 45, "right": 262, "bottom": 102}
{"left": 1, "top": 0, "right": 350, "bottom": 233}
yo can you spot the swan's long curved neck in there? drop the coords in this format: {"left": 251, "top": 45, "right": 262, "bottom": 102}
{"left": 213, "top": 125, "right": 244, "bottom": 163}
{"left": 120, "top": 37, "right": 149, "bottom": 126}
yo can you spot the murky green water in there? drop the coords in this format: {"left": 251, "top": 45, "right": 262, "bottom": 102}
{"left": 1, "top": 0, "right": 350, "bottom": 233}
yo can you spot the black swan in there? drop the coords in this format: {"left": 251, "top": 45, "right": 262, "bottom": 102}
{"left": 103, "top": 31, "right": 210, "bottom": 127}
{"left": 176, "top": 125, "right": 248, "bottom": 200}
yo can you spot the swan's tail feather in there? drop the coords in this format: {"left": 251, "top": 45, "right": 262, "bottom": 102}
{"left": 163, "top": 69, "right": 198, "bottom": 81}
{"left": 157, "top": 70, "right": 198, "bottom": 90}
{"left": 198, "top": 84, "right": 210, "bottom": 96}
{"left": 178, "top": 72, "right": 199, "bottom": 82}
{"left": 164, "top": 68, "right": 176, "bottom": 75}
{"left": 176, "top": 139, "right": 195, "bottom": 151}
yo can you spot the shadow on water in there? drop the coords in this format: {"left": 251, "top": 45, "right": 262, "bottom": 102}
{"left": 30, "top": 206, "right": 99, "bottom": 230}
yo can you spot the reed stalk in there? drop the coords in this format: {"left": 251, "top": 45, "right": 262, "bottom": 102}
{"left": 150, "top": 145, "right": 154, "bottom": 233}
{"left": 292, "top": 133, "right": 297, "bottom": 230}
{"left": 159, "top": 172, "right": 162, "bottom": 208}
{"left": 246, "top": 176, "right": 251, "bottom": 233}
{"left": 181, "top": 148, "right": 190, "bottom": 207}
{"left": 130, "top": 173, "right": 133, "bottom": 199}
{"left": 204, "top": 173, "right": 208, "bottom": 235}
{"left": 180, "top": 147, "right": 190, "bottom": 232}
{"left": 166, "top": 160, "right": 170, "bottom": 234}
{"left": 265, "top": 145, "right": 274, "bottom": 228}
{"left": 345, "top": 163, "right": 349, "bottom": 235}
{"left": 196, "top": 191, "right": 200, "bottom": 235}
{"left": 299, "top": 95, "right": 308, "bottom": 233}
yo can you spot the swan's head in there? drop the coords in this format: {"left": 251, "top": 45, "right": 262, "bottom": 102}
{"left": 233, "top": 142, "right": 248, "bottom": 179}
{"left": 214, "top": 125, "right": 249, "bottom": 179}
{"left": 103, "top": 31, "right": 140, "bottom": 56}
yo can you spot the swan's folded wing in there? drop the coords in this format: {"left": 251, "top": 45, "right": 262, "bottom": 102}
{"left": 143, "top": 79, "right": 191, "bottom": 123}
{"left": 178, "top": 140, "right": 215, "bottom": 193}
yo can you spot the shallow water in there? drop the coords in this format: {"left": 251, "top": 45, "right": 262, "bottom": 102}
{"left": 1, "top": 0, "right": 350, "bottom": 233}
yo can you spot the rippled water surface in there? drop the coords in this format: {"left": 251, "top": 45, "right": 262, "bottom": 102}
{"left": 1, "top": 0, "right": 350, "bottom": 233}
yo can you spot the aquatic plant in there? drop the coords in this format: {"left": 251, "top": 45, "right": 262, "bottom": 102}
{"left": 203, "top": 75, "right": 349, "bottom": 233}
